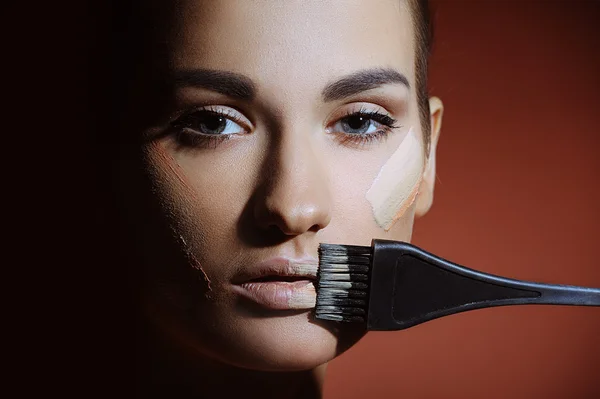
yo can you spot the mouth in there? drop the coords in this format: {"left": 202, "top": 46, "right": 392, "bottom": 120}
{"left": 245, "top": 275, "right": 315, "bottom": 283}
{"left": 232, "top": 257, "right": 318, "bottom": 310}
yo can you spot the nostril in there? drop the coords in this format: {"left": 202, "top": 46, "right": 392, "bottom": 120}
{"left": 308, "top": 223, "right": 322, "bottom": 233}
{"left": 254, "top": 198, "right": 330, "bottom": 236}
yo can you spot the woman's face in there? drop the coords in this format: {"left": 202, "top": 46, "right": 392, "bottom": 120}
{"left": 133, "top": 0, "right": 438, "bottom": 371}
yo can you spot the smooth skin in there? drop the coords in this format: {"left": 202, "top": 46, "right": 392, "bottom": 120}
{"left": 126, "top": 0, "right": 443, "bottom": 397}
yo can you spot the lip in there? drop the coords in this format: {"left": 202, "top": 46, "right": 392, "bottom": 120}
{"left": 232, "top": 257, "right": 318, "bottom": 310}
{"left": 232, "top": 256, "right": 318, "bottom": 283}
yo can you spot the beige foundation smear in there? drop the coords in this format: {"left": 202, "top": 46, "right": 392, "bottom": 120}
{"left": 288, "top": 282, "right": 316, "bottom": 309}
{"left": 366, "top": 127, "right": 424, "bottom": 231}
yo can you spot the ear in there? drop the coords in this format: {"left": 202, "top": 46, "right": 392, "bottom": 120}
{"left": 415, "top": 96, "right": 444, "bottom": 217}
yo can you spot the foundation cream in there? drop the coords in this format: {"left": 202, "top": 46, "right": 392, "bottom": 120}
{"left": 365, "top": 128, "right": 424, "bottom": 231}
{"left": 288, "top": 282, "right": 317, "bottom": 309}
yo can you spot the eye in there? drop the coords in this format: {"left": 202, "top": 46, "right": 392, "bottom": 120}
{"left": 172, "top": 107, "right": 249, "bottom": 136}
{"left": 335, "top": 113, "right": 378, "bottom": 134}
{"left": 169, "top": 106, "right": 251, "bottom": 149}
{"left": 327, "top": 106, "right": 400, "bottom": 147}
{"left": 331, "top": 109, "right": 398, "bottom": 136}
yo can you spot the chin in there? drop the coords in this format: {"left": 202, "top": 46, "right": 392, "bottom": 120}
{"left": 158, "top": 307, "right": 365, "bottom": 372}
{"left": 145, "top": 280, "right": 368, "bottom": 372}
{"left": 203, "top": 311, "right": 362, "bottom": 371}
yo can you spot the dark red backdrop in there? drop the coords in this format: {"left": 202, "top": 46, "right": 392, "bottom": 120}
{"left": 325, "top": 1, "right": 600, "bottom": 398}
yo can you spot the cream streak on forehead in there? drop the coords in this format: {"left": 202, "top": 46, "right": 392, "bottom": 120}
{"left": 366, "top": 128, "right": 424, "bottom": 231}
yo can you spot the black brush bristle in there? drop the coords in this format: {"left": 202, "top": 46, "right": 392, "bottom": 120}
{"left": 315, "top": 243, "right": 372, "bottom": 323}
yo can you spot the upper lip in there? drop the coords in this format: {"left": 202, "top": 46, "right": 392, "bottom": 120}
{"left": 232, "top": 256, "right": 318, "bottom": 284}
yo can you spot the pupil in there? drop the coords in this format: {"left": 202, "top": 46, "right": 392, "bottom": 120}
{"left": 343, "top": 115, "right": 369, "bottom": 133}
{"left": 201, "top": 115, "right": 226, "bottom": 134}
{"left": 348, "top": 115, "right": 366, "bottom": 130}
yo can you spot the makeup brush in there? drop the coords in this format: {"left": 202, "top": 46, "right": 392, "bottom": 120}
{"left": 314, "top": 239, "right": 600, "bottom": 329}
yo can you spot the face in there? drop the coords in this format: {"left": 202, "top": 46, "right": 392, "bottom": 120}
{"left": 126, "top": 0, "right": 440, "bottom": 371}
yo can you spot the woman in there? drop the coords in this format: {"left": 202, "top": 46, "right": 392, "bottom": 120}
{"left": 112, "top": 0, "right": 443, "bottom": 397}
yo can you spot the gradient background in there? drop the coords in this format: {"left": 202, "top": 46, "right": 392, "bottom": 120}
{"left": 75, "top": 1, "right": 599, "bottom": 397}
{"left": 324, "top": 1, "right": 600, "bottom": 398}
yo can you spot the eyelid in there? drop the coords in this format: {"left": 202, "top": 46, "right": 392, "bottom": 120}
{"left": 324, "top": 102, "right": 395, "bottom": 131}
{"left": 174, "top": 105, "right": 254, "bottom": 132}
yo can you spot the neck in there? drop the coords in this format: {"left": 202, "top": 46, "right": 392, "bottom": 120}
{"left": 135, "top": 320, "right": 326, "bottom": 399}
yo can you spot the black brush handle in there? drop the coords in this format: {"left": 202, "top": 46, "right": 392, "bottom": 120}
{"left": 367, "top": 239, "right": 600, "bottom": 331}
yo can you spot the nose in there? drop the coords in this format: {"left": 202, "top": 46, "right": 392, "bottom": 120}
{"left": 254, "top": 130, "right": 332, "bottom": 236}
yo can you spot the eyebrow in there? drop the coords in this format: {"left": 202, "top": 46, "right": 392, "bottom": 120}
{"left": 322, "top": 68, "right": 410, "bottom": 102}
{"left": 172, "top": 67, "right": 409, "bottom": 102}
{"left": 173, "top": 69, "right": 256, "bottom": 101}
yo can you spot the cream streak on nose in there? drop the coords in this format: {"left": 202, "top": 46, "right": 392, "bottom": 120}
{"left": 366, "top": 127, "right": 424, "bottom": 231}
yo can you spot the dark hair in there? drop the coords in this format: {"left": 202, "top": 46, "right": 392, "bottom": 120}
{"left": 408, "top": 0, "right": 434, "bottom": 154}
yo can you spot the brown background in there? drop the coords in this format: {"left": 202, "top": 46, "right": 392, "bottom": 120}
{"left": 65, "top": 0, "right": 599, "bottom": 397}
{"left": 325, "top": 1, "right": 600, "bottom": 398}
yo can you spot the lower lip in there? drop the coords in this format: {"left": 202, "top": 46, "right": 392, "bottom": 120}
{"left": 232, "top": 280, "right": 315, "bottom": 310}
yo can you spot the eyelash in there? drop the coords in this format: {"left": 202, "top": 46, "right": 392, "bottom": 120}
{"left": 170, "top": 107, "right": 242, "bottom": 149}
{"left": 333, "top": 106, "right": 400, "bottom": 147}
{"left": 169, "top": 106, "right": 400, "bottom": 149}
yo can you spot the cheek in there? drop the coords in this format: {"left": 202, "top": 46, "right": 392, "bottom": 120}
{"left": 328, "top": 176, "right": 416, "bottom": 246}
{"left": 142, "top": 141, "right": 258, "bottom": 269}
{"left": 366, "top": 128, "right": 424, "bottom": 231}
{"left": 327, "top": 128, "right": 424, "bottom": 245}
{"left": 328, "top": 160, "right": 380, "bottom": 245}
{"left": 173, "top": 155, "right": 255, "bottom": 227}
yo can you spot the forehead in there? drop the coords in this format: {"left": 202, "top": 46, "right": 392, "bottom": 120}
{"left": 170, "top": 0, "right": 416, "bottom": 88}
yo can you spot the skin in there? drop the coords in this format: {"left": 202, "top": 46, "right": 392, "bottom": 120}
{"left": 366, "top": 127, "right": 424, "bottom": 230}
{"left": 125, "top": 0, "right": 444, "bottom": 397}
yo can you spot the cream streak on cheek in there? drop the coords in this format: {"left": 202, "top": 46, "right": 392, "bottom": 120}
{"left": 365, "top": 128, "right": 424, "bottom": 231}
